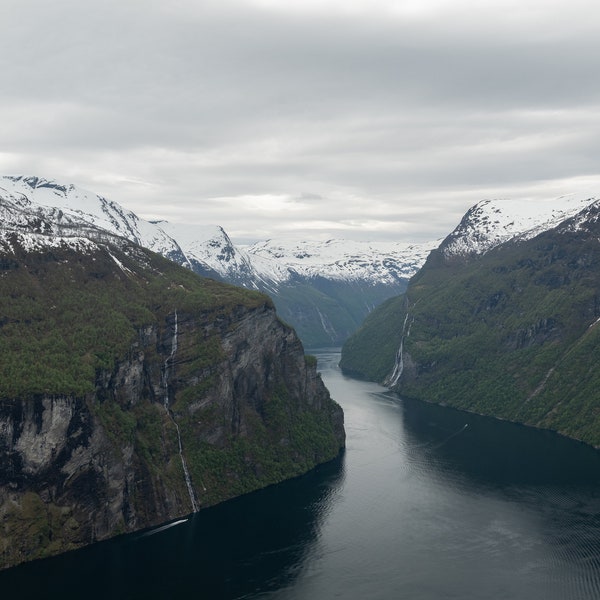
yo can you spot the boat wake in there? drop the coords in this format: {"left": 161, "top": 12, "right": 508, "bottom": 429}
{"left": 141, "top": 519, "right": 188, "bottom": 538}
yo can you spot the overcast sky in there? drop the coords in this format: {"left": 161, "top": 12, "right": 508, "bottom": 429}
{"left": 2, "top": 0, "right": 600, "bottom": 243}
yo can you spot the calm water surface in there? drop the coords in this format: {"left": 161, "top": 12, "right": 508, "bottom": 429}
{"left": 2, "top": 349, "right": 600, "bottom": 599}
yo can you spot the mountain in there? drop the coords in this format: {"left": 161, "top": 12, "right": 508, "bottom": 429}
{"left": 341, "top": 193, "right": 600, "bottom": 447}
{"left": 439, "top": 194, "right": 596, "bottom": 259}
{"left": 0, "top": 175, "right": 187, "bottom": 262}
{"left": 0, "top": 190, "right": 344, "bottom": 569}
{"left": 152, "top": 220, "right": 259, "bottom": 286}
{"left": 245, "top": 237, "right": 436, "bottom": 346}
{"left": 0, "top": 176, "right": 435, "bottom": 346}
{"left": 246, "top": 237, "right": 432, "bottom": 284}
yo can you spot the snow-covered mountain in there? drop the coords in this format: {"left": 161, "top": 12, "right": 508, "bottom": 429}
{"left": 9, "top": 175, "right": 600, "bottom": 346}
{"left": 0, "top": 175, "right": 434, "bottom": 346}
{"left": 440, "top": 194, "right": 599, "bottom": 258}
{"left": 246, "top": 238, "right": 435, "bottom": 285}
{"left": 151, "top": 220, "right": 257, "bottom": 285}
{"left": 0, "top": 175, "right": 186, "bottom": 260}
{"left": 0, "top": 176, "right": 263, "bottom": 284}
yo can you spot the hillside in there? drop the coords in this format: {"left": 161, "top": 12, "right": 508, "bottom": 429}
{"left": 0, "top": 217, "right": 344, "bottom": 569}
{"left": 341, "top": 195, "right": 600, "bottom": 447}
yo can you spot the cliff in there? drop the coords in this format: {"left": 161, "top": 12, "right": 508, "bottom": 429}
{"left": 0, "top": 234, "right": 344, "bottom": 569}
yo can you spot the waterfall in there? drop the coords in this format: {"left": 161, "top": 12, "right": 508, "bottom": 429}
{"left": 162, "top": 310, "right": 178, "bottom": 410}
{"left": 162, "top": 311, "right": 200, "bottom": 513}
{"left": 316, "top": 306, "right": 337, "bottom": 341}
{"left": 172, "top": 419, "right": 199, "bottom": 512}
{"left": 386, "top": 311, "right": 413, "bottom": 388}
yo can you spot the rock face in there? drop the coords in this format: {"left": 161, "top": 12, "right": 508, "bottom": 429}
{"left": 0, "top": 233, "right": 344, "bottom": 570}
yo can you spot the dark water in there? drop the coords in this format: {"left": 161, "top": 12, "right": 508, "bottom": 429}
{"left": 3, "top": 349, "right": 600, "bottom": 599}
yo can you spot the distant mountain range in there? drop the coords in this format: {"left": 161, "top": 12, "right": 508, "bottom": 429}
{"left": 341, "top": 191, "right": 600, "bottom": 447}
{"left": 0, "top": 175, "right": 437, "bottom": 346}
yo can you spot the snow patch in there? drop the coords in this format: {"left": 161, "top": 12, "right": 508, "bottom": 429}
{"left": 107, "top": 251, "right": 134, "bottom": 277}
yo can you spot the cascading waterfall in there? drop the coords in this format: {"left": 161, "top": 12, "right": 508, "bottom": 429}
{"left": 315, "top": 306, "right": 337, "bottom": 341}
{"left": 162, "top": 311, "right": 200, "bottom": 513}
{"left": 386, "top": 311, "right": 414, "bottom": 388}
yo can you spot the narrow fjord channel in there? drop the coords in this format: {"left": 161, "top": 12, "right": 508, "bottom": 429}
{"left": 2, "top": 350, "right": 600, "bottom": 599}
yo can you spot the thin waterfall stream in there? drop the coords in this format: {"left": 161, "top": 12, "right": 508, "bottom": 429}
{"left": 162, "top": 311, "right": 199, "bottom": 513}
{"left": 386, "top": 310, "right": 413, "bottom": 387}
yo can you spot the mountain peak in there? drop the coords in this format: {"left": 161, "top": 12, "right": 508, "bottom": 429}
{"left": 5, "top": 175, "right": 67, "bottom": 192}
{"left": 439, "top": 194, "right": 599, "bottom": 259}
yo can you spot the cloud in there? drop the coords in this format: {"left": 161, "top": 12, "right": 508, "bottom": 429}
{"left": 2, "top": 0, "right": 600, "bottom": 242}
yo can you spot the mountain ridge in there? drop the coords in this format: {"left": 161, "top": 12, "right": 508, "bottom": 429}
{"left": 439, "top": 193, "right": 598, "bottom": 259}
{"left": 0, "top": 175, "right": 436, "bottom": 345}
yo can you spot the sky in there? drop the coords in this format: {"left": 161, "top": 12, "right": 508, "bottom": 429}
{"left": 2, "top": 0, "right": 600, "bottom": 244}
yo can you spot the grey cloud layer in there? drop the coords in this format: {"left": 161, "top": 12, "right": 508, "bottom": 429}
{"left": 2, "top": 0, "right": 600, "bottom": 242}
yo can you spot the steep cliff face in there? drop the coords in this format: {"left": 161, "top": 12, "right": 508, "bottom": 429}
{"left": 0, "top": 235, "right": 344, "bottom": 570}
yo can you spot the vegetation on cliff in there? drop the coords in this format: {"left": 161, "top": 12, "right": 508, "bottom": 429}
{"left": 0, "top": 239, "right": 265, "bottom": 397}
{"left": 0, "top": 236, "right": 344, "bottom": 569}
{"left": 341, "top": 217, "right": 600, "bottom": 447}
